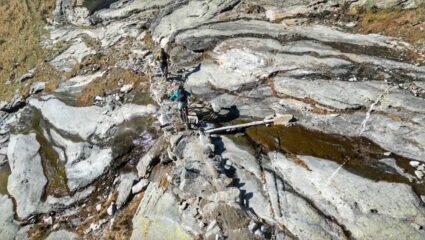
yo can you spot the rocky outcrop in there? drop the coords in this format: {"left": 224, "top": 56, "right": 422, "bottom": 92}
{"left": 7, "top": 134, "right": 48, "bottom": 219}
{"left": 270, "top": 152, "right": 425, "bottom": 239}
{"left": 1, "top": 0, "right": 425, "bottom": 239}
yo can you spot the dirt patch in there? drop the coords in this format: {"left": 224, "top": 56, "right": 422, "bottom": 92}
{"left": 77, "top": 68, "right": 149, "bottom": 106}
{"left": 0, "top": 0, "right": 57, "bottom": 101}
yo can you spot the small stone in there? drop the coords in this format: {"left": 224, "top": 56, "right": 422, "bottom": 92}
{"left": 415, "top": 170, "right": 424, "bottom": 179}
{"left": 107, "top": 202, "right": 116, "bottom": 216}
{"left": 345, "top": 22, "right": 357, "bottom": 28}
{"left": 120, "top": 84, "right": 133, "bottom": 94}
{"left": 383, "top": 152, "right": 392, "bottom": 157}
{"left": 199, "top": 221, "right": 207, "bottom": 228}
{"left": 96, "top": 204, "right": 102, "bottom": 212}
{"left": 131, "top": 179, "right": 149, "bottom": 194}
{"left": 410, "top": 161, "right": 420, "bottom": 168}
{"left": 248, "top": 220, "right": 258, "bottom": 232}
{"left": 29, "top": 82, "right": 46, "bottom": 95}
{"left": 418, "top": 164, "right": 425, "bottom": 172}
{"left": 43, "top": 216, "right": 53, "bottom": 225}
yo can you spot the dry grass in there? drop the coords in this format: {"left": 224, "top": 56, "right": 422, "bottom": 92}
{"left": 77, "top": 68, "right": 149, "bottom": 106}
{"left": 0, "top": 0, "right": 57, "bottom": 101}
{"left": 103, "top": 192, "right": 145, "bottom": 240}
{"left": 353, "top": 7, "right": 425, "bottom": 45}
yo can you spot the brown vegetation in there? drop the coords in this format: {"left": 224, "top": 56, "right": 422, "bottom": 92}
{"left": 352, "top": 7, "right": 425, "bottom": 45}
{"left": 77, "top": 69, "right": 149, "bottom": 106}
{"left": 0, "top": 0, "right": 57, "bottom": 101}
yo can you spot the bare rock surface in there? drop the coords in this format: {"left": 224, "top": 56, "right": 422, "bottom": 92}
{"left": 7, "top": 134, "right": 48, "bottom": 219}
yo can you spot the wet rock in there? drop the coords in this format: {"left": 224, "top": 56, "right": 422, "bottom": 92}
{"left": 0, "top": 194, "right": 19, "bottom": 240}
{"left": 45, "top": 230, "right": 77, "bottom": 240}
{"left": 29, "top": 82, "right": 46, "bottom": 95}
{"left": 137, "top": 136, "right": 167, "bottom": 178}
{"left": 270, "top": 152, "right": 425, "bottom": 239}
{"left": 7, "top": 134, "right": 48, "bottom": 219}
{"left": 116, "top": 172, "right": 138, "bottom": 209}
{"left": 132, "top": 179, "right": 149, "bottom": 194}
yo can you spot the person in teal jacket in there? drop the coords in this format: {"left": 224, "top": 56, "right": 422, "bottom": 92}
{"left": 170, "top": 85, "right": 191, "bottom": 123}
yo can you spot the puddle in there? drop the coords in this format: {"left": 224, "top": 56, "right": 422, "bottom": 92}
{"left": 0, "top": 163, "right": 11, "bottom": 195}
{"left": 246, "top": 124, "right": 425, "bottom": 196}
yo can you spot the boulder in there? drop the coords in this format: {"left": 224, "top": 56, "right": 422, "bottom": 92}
{"left": 137, "top": 136, "right": 167, "bottom": 178}
{"left": 7, "top": 134, "right": 48, "bottom": 219}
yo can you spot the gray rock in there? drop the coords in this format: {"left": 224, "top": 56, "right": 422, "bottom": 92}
{"left": 29, "top": 82, "right": 46, "bottom": 95}
{"left": 0, "top": 194, "right": 19, "bottom": 240}
{"left": 29, "top": 96, "right": 157, "bottom": 141}
{"left": 50, "top": 39, "right": 96, "bottom": 72}
{"left": 270, "top": 152, "right": 425, "bottom": 239}
{"left": 204, "top": 188, "right": 240, "bottom": 204}
{"left": 57, "top": 71, "right": 106, "bottom": 94}
{"left": 48, "top": 128, "right": 113, "bottom": 191}
{"left": 130, "top": 183, "right": 191, "bottom": 240}
{"left": 132, "top": 179, "right": 149, "bottom": 194}
{"left": 7, "top": 134, "right": 48, "bottom": 219}
{"left": 120, "top": 84, "right": 133, "bottom": 93}
{"left": 45, "top": 230, "right": 77, "bottom": 240}
{"left": 116, "top": 172, "right": 138, "bottom": 209}
{"left": 263, "top": 170, "right": 347, "bottom": 240}
{"left": 0, "top": 94, "right": 25, "bottom": 113}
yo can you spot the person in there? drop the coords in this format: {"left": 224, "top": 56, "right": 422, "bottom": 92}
{"left": 170, "top": 85, "right": 191, "bottom": 125}
{"left": 156, "top": 48, "right": 170, "bottom": 80}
